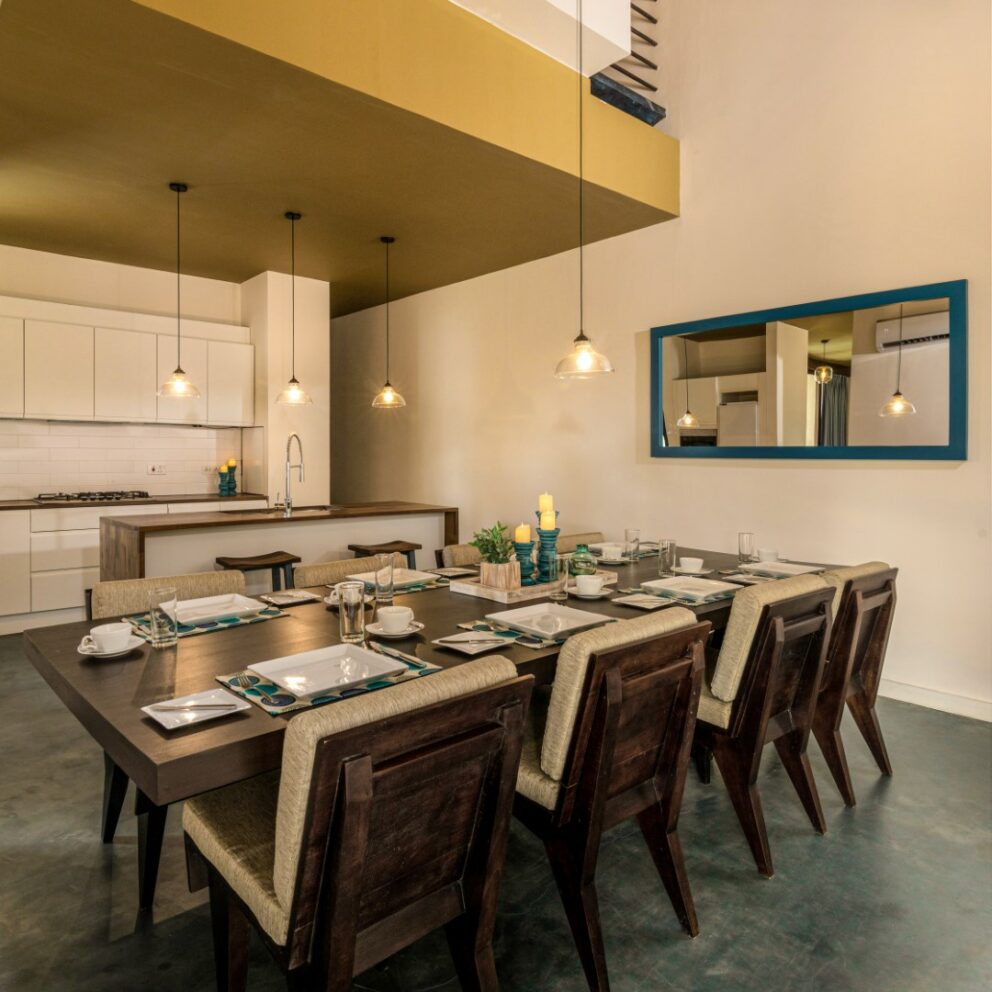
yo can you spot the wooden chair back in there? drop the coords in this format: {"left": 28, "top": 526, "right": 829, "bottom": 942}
{"left": 282, "top": 673, "right": 533, "bottom": 981}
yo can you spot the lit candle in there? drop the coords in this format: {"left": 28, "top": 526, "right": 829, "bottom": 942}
{"left": 539, "top": 511, "right": 556, "bottom": 532}
{"left": 538, "top": 492, "right": 554, "bottom": 514}
{"left": 218, "top": 464, "right": 228, "bottom": 474}
{"left": 514, "top": 523, "right": 531, "bottom": 543}
{"left": 227, "top": 458, "right": 237, "bottom": 468}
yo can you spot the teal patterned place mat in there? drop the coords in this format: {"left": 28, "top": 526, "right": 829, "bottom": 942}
{"left": 126, "top": 606, "right": 288, "bottom": 641}
{"left": 455, "top": 621, "right": 557, "bottom": 649}
{"left": 216, "top": 657, "right": 442, "bottom": 716}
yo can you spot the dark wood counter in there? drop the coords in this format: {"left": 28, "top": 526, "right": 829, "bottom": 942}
{"left": 0, "top": 492, "right": 267, "bottom": 511}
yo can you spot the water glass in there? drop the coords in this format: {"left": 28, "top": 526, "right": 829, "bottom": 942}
{"left": 374, "top": 553, "right": 394, "bottom": 606}
{"left": 624, "top": 528, "right": 641, "bottom": 560}
{"left": 657, "top": 539, "right": 677, "bottom": 577}
{"left": 548, "top": 555, "right": 569, "bottom": 603}
{"left": 738, "top": 532, "right": 756, "bottom": 564}
{"left": 148, "top": 586, "right": 178, "bottom": 649}
{"left": 336, "top": 581, "right": 366, "bottom": 644}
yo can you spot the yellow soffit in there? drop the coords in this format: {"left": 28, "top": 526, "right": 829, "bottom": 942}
{"left": 132, "top": 0, "right": 679, "bottom": 217}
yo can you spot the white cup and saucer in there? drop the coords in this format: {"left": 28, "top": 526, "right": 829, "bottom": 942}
{"left": 595, "top": 543, "right": 626, "bottom": 564}
{"left": 757, "top": 548, "right": 779, "bottom": 562}
{"left": 570, "top": 574, "right": 611, "bottom": 600}
{"left": 77, "top": 622, "right": 144, "bottom": 658}
{"left": 367, "top": 605, "right": 424, "bottom": 640}
{"left": 673, "top": 556, "right": 710, "bottom": 576}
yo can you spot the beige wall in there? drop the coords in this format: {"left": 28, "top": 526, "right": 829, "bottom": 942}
{"left": 331, "top": 0, "right": 991, "bottom": 718}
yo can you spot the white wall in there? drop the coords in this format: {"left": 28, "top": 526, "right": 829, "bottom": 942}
{"left": 332, "top": 0, "right": 992, "bottom": 719}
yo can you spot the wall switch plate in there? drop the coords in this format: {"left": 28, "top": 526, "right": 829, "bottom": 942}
{"left": 147, "top": 464, "right": 167, "bottom": 475}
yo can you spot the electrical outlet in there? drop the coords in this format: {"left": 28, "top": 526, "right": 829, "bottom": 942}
{"left": 147, "top": 464, "right": 167, "bottom": 476}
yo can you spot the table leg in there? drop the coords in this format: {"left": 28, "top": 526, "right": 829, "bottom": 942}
{"left": 102, "top": 751, "right": 129, "bottom": 843}
{"left": 135, "top": 789, "right": 168, "bottom": 910}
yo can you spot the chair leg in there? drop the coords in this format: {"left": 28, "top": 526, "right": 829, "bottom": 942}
{"left": 445, "top": 915, "right": 499, "bottom": 992}
{"left": 812, "top": 717, "right": 856, "bottom": 807}
{"left": 692, "top": 743, "right": 713, "bottom": 784}
{"left": 270, "top": 566, "right": 283, "bottom": 592}
{"left": 209, "top": 875, "right": 251, "bottom": 992}
{"left": 773, "top": 732, "right": 827, "bottom": 834}
{"left": 847, "top": 692, "right": 893, "bottom": 776}
{"left": 544, "top": 836, "right": 611, "bottom": 992}
{"left": 636, "top": 804, "right": 698, "bottom": 937}
{"left": 101, "top": 751, "right": 129, "bottom": 843}
{"left": 712, "top": 739, "right": 773, "bottom": 877}
{"left": 284, "top": 564, "right": 295, "bottom": 589}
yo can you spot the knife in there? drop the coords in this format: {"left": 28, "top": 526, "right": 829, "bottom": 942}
{"left": 368, "top": 641, "right": 427, "bottom": 669}
{"left": 150, "top": 702, "right": 239, "bottom": 711}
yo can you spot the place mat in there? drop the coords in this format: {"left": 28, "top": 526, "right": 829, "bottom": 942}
{"left": 327, "top": 578, "right": 451, "bottom": 595}
{"left": 126, "top": 606, "right": 288, "bottom": 641}
{"left": 216, "top": 656, "right": 442, "bottom": 716}
{"left": 456, "top": 620, "right": 557, "bottom": 649}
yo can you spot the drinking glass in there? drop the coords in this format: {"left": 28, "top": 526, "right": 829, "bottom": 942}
{"left": 624, "top": 528, "right": 640, "bottom": 560}
{"left": 738, "top": 532, "right": 756, "bottom": 564}
{"left": 148, "top": 586, "right": 178, "bottom": 648}
{"left": 336, "top": 581, "right": 366, "bottom": 644}
{"left": 374, "top": 553, "right": 394, "bottom": 606}
{"left": 657, "top": 539, "right": 677, "bottom": 577}
{"left": 548, "top": 555, "right": 569, "bottom": 603}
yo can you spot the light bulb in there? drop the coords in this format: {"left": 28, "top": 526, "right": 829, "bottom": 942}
{"left": 555, "top": 336, "right": 614, "bottom": 379}
{"left": 879, "top": 391, "right": 916, "bottom": 417}
{"left": 372, "top": 381, "right": 406, "bottom": 409}
{"left": 277, "top": 377, "right": 312, "bottom": 406}
{"left": 676, "top": 409, "right": 699, "bottom": 428}
{"left": 157, "top": 368, "right": 200, "bottom": 399}
{"left": 814, "top": 365, "right": 834, "bottom": 384}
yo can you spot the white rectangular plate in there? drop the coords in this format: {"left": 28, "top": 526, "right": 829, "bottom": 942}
{"left": 142, "top": 688, "right": 250, "bottom": 731}
{"left": 740, "top": 561, "right": 824, "bottom": 577}
{"left": 260, "top": 590, "right": 322, "bottom": 606}
{"left": 347, "top": 568, "right": 438, "bottom": 589}
{"left": 248, "top": 644, "right": 405, "bottom": 697}
{"left": 613, "top": 594, "right": 678, "bottom": 611}
{"left": 165, "top": 593, "right": 267, "bottom": 625}
{"left": 431, "top": 632, "right": 510, "bottom": 656}
{"left": 485, "top": 603, "right": 613, "bottom": 639}
{"left": 429, "top": 566, "right": 478, "bottom": 578}
{"left": 641, "top": 577, "right": 740, "bottom": 602}
{"left": 721, "top": 572, "right": 775, "bottom": 585}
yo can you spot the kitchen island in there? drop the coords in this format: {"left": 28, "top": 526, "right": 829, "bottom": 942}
{"left": 99, "top": 501, "right": 458, "bottom": 586}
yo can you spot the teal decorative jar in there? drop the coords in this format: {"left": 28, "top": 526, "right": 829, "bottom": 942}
{"left": 571, "top": 544, "right": 598, "bottom": 576}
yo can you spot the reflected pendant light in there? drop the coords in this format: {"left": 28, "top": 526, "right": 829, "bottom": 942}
{"left": 276, "top": 211, "right": 313, "bottom": 406}
{"left": 879, "top": 303, "right": 916, "bottom": 417}
{"left": 372, "top": 236, "right": 406, "bottom": 409}
{"left": 157, "top": 182, "right": 201, "bottom": 398}
{"left": 814, "top": 339, "right": 834, "bottom": 384}
{"left": 554, "top": 0, "right": 614, "bottom": 380}
{"left": 676, "top": 337, "right": 698, "bottom": 428}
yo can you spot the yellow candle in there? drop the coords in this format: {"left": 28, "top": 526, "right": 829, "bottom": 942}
{"left": 539, "top": 511, "right": 556, "bottom": 532}
{"left": 514, "top": 523, "right": 531, "bottom": 543}
{"left": 227, "top": 458, "right": 237, "bottom": 468}
{"left": 218, "top": 465, "right": 228, "bottom": 474}
{"left": 538, "top": 492, "right": 554, "bottom": 514}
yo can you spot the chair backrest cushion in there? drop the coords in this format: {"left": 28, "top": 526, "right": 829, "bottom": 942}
{"left": 91, "top": 570, "right": 245, "bottom": 620}
{"left": 821, "top": 561, "right": 891, "bottom": 617}
{"left": 558, "top": 532, "right": 606, "bottom": 554}
{"left": 710, "top": 574, "right": 829, "bottom": 703}
{"left": 293, "top": 553, "right": 406, "bottom": 588}
{"left": 540, "top": 608, "right": 697, "bottom": 782}
{"left": 441, "top": 543, "right": 482, "bottom": 567}
{"left": 273, "top": 655, "right": 518, "bottom": 911}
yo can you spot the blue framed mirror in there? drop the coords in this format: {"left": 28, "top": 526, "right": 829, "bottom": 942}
{"left": 650, "top": 280, "right": 967, "bottom": 460}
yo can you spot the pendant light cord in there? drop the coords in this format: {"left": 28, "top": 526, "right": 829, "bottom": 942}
{"left": 683, "top": 336, "right": 690, "bottom": 410}
{"left": 896, "top": 303, "right": 904, "bottom": 393}
{"left": 174, "top": 184, "right": 182, "bottom": 369}
{"left": 385, "top": 238, "right": 390, "bottom": 383}
{"left": 291, "top": 214, "right": 296, "bottom": 381}
{"left": 577, "top": 0, "right": 585, "bottom": 341}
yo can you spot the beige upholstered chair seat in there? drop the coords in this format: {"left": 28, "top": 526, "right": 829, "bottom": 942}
{"left": 441, "top": 543, "right": 482, "bottom": 568}
{"left": 515, "top": 686, "right": 559, "bottom": 810}
{"left": 293, "top": 552, "right": 406, "bottom": 588}
{"left": 697, "top": 682, "right": 733, "bottom": 729}
{"left": 557, "top": 532, "right": 606, "bottom": 554}
{"left": 91, "top": 570, "right": 246, "bottom": 620}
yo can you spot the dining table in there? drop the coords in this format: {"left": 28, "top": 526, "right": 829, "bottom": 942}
{"left": 22, "top": 545, "right": 827, "bottom": 909}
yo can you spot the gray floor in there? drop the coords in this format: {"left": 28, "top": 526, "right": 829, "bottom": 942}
{"left": 2, "top": 632, "right": 990, "bottom": 992}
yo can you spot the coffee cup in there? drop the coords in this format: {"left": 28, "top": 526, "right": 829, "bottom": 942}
{"left": 377, "top": 605, "right": 414, "bottom": 634}
{"left": 757, "top": 548, "right": 779, "bottom": 562}
{"left": 680, "top": 557, "right": 704, "bottom": 572}
{"left": 575, "top": 574, "right": 605, "bottom": 596}
{"left": 81, "top": 622, "right": 132, "bottom": 654}
{"left": 599, "top": 543, "right": 623, "bottom": 560}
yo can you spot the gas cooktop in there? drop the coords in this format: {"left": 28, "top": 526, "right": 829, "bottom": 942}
{"left": 34, "top": 490, "right": 152, "bottom": 503}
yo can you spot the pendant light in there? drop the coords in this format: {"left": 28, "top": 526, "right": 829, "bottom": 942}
{"left": 372, "top": 236, "right": 406, "bottom": 409}
{"left": 157, "top": 182, "right": 201, "bottom": 399}
{"left": 554, "top": 0, "right": 614, "bottom": 380}
{"left": 814, "top": 339, "right": 834, "bottom": 384}
{"left": 676, "top": 336, "right": 698, "bottom": 428}
{"left": 879, "top": 303, "right": 916, "bottom": 417}
{"left": 276, "top": 211, "right": 313, "bottom": 406}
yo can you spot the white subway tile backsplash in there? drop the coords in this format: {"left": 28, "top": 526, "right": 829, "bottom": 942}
{"left": 18, "top": 434, "right": 80, "bottom": 448}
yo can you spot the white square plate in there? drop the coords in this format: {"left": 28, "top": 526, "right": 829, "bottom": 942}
{"left": 248, "top": 644, "right": 405, "bottom": 697}
{"left": 641, "top": 577, "right": 740, "bottom": 602}
{"left": 347, "top": 568, "right": 438, "bottom": 589}
{"left": 485, "top": 603, "right": 613, "bottom": 639}
{"left": 740, "top": 561, "right": 824, "bottom": 577}
{"left": 612, "top": 594, "right": 677, "bottom": 611}
{"left": 142, "top": 688, "right": 251, "bottom": 731}
{"left": 431, "top": 632, "right": 511, "bottom": 656}
{"left": 428, "top": 567, "right": 479, "bottom": 578}
{"left": 165, "top": 593, "right": 267, "bottom": 625}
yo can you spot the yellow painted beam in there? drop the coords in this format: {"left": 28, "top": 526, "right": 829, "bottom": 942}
{"left": 132, "top": 0, "right": 679, "bottom": 217}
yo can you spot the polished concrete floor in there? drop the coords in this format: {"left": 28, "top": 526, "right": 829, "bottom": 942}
{"left": 2, "top": 631, "right": 990, "bottom": 992}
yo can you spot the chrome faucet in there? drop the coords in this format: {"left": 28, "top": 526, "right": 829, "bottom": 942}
{"left": 284, "top": 433, "right": 305, "bottom": 517}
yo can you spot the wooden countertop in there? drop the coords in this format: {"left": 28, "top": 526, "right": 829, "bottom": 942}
{"left": 0, "top": 492, "right": 267, "bottom": 512}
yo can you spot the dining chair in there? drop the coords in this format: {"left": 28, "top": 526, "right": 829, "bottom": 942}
{"left": 513, "top": 609, "right": 709, "bottom": 992}
{"left": 440, "top": 542, "right": 482, "bottom": 568}
{"left": 183, "top": 657, "right": 533, "bottom": 992}
{"left": 292, "top": 552, "right": 406, "bottom": 588}
{"left": 557, "top": 532, "right": 606, "bottom": 554}
{"left": 692, "top": 575, "right": 833, "bottom": 877}
{"left": 814, "top": 562, "right": 898, "bottom": 806}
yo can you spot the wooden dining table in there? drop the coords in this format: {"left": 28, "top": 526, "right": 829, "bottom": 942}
{"left": 23, "top": 545, "right": 783, "bottom": 908}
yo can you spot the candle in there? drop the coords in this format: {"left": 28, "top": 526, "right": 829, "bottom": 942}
{"left": 538, "top": 492, "right": 554, "bottom": 514}
{"left": 227, "top": 458, "right": 237, "bottom": 468}
{"left": 539, "top": 511, "right": 556, "bottom": 532}
{"left": 514, "top": 523, "right": 531, "bottom": 543}
{"left": 218, "top": 465, "right": 228, "bottom": 474}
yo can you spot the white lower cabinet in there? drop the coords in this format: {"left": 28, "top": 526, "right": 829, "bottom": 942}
{"left": 31, "top": 568, "right": 100, "bottom": 612}
{"left": 0, "top": 512, "right": 31, "bottom": 616}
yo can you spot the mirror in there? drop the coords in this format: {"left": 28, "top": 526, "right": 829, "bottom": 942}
{"left": 650, "top": 280, "right": 967, "bottom": 460}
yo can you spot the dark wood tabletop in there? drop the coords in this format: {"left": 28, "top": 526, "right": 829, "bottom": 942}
{"left": 24, "top": 546, "right": 750, "bottom": 808}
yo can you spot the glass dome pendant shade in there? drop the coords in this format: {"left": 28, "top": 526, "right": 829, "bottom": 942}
{"left": 277, "top": 211, "right": 313, "bottom": 407}
{"left": 814, "top": 339, "right": 834, "bottom": 384}
{"left": 555, "top": 332, "right": 615, "bottom": 379}
{"left": 676, "top": 408, "right": 699, "bottom": 429}
{"left": 878, "top": 304, "right": 916, "bottom": 417}
{"left": 372, "top": 236, "right": 406, "bottom": 410}
{"left": 158, "top": 182, "right": 201, "bottom": 399}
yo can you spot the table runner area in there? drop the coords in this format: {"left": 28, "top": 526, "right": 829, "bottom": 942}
{"left": 126, "top": 606, "right": 289, "bottom": 641}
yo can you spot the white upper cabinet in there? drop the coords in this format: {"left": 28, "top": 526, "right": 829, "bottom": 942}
{"left": 24, "top": 320, "right": 94, "bottom": 420}
{"left": 157, "top": 334, "right": 209, "bottom": 424}
{"left": 207, "top": 340, "right": 254, "bottom": 427}
{"left": 0, "top": 317, "right": 24, "bottom": 418}
{"left": 95, "top": 327, "right": 158, "bottom": 422}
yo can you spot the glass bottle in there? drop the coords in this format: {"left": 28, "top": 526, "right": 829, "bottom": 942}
{"left": 571, "top": 544, "right": 598, "bottom": 576}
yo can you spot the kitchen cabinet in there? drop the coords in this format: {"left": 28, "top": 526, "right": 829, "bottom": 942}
{"left": 31, "top": 568, "right": 98, "bottom": 612}
{"left": 207, "top": 340, "right": 254, "bottom": 427}
{"left": 0, "top": 317, "right": 24, "bottom": 418}
{"left": 24, "top": 320, "right": 94, "bottom": 420}
{"left": 0, "top": 512, "right": 31, "bottom": 616}
{"left": 95, "top": 327, "right": 158, "bottom": 421}
{"left": 157, "top": 334, "right": 209, "bottom": 425}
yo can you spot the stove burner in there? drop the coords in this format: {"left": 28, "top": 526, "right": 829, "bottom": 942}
{"left": 35, "top": 490, "right": 152, "bottom": 503}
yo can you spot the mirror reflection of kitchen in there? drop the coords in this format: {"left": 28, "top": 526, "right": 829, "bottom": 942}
{"left": 661, "top": 297, "right": 950, "bottom": 447}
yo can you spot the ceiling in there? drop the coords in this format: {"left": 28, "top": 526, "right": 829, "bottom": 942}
{"left": 0, "top": 0, "right": 671, "bottom": 315}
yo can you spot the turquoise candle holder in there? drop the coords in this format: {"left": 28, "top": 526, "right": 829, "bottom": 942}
{"left": 514, "top": 541, "right": 536, "bottom": 585}
{"left": 536, "top": 527, "right": 560, "bottom": 585}
{"left": 218, "top": 467, "right": 237, "bottom": 496}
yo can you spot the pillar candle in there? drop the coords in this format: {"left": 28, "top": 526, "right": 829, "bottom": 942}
{"left": 227, "top": 458, "right": 237, "bottom": 468}
{"left": 538, "top": 492, "right": 554, "bottom": 514}
{"left": 218, "top": 465, "right": 228, "bottom": 474}
{"left": 514, "top": 523, "right": 531, "bottom": 543}
{"left": 539, "top": 510, "right": 556, "bottom": 531}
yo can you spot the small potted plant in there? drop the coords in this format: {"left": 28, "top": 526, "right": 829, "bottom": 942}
{"left": 471, "top": 521, "right": 522, "bottom": 591}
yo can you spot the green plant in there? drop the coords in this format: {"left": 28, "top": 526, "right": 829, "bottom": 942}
{"left": 470, "top": 521, "right": 515, "bottom": 564}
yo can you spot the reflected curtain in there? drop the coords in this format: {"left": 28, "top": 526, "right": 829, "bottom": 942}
{"left": 821, "top": 376, "right": 849, "bottom": 446}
